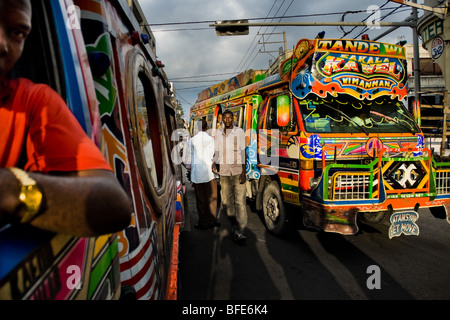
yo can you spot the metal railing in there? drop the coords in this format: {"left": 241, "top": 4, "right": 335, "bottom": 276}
{"left": 323, "top": 148, "right": 437, "bottom": 201}
{"left": 434, "top": 160, "right": 450, "bottom": 195}
{"left": 332, "top": 173, "right": 374, "bottom": 200}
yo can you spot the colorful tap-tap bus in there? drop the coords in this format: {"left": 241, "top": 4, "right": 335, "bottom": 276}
{"left": 190, "top": 37, "right": 450, "bottom": 238}
{"left": 0, "top": 0, "right": 183, "bottom": 300}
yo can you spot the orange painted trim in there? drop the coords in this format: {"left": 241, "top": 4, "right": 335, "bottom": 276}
{"left": 165, "top": 224, "right": 181, "bottom": 300}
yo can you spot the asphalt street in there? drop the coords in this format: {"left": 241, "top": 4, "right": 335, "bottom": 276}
{"left": 179, "top": 182, "right": 450, "bottom": 300}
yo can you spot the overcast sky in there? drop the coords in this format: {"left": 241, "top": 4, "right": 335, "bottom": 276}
{"left": 138, "top": 0, "right": 425, "bottom": 118}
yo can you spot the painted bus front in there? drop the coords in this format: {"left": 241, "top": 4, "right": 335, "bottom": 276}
{"left": 190, "top": 36, "right": 450, "bottom": 238}
{"left": 0, "top": 0, "right": 183, "bottom": 300}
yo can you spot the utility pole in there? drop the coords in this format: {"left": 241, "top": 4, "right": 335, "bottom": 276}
{"left": 388, "top": 0, "right": 448, "bottom": 19}
{"left": 412, "top": 0, "right": 422, "bottom": 108}
{"left": 258, "top": 31, "right": 287, "bottom": 59}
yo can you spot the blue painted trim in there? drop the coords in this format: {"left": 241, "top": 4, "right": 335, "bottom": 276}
{"left": 49, "top": 0, "right": 92, "bottom": 136}
{"left": 0, "top": 225, "right": 54, "bottom": 283}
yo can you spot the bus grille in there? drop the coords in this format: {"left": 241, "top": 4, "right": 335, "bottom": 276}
{"left": 332, "top": 174, "right": 373, "bottom": 200}
{"left": 436, "top": 169, "right": 450, "bottom": 195}
{"left": 328, "top": 156, "right": 431, "bottom": 201}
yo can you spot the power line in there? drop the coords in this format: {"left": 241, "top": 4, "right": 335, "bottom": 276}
{"left": 241, "top": 0, "right": 294, "bottom": 72}
{"left": 175, "top": 92, "right": 194, "bottom": 105}
{"left": 352, "top": 4, "right": 408, "bottom": 39}
{"left": 172, "top": 79, "right": 231, "bottom": 83}
{"left": 241, "top": 0, "right": 287, "bottom": 70}
{"left": 166, "top": 3, "right": 415, "bottom": 107}
{"left": 170, "top": 72, "right": 239, "bottom": 80}
{"left": 339, "top": 2, "right": 414, "bottom": 40}
{"left": 339, "top": 1, "right": 391, "bottom": 37}
{"left": 152, "top": 27, "right": 210, "bottom": 32}
{"left": 233, "top": 0, "right": 278, "bottom": 73}
{"left": 145, "top": 6, "right": 404, "bottom": 29}
{"left": 176, "top": 85, "right": 215, "bottom": 91}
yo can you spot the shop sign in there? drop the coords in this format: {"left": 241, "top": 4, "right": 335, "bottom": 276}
{"left": 431, "top": 36, "right": 444, "bottom": 60}
{"left": 421, "top": 19, "right": 444, "bottom": 43}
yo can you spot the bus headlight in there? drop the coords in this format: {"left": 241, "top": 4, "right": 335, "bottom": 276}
{"left": 309, "top": 177, "right": 319, "bottom": 189}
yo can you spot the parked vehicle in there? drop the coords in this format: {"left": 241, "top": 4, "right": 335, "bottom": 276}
{"left": 0, "top": 0, "right": 183, "bottom": 300}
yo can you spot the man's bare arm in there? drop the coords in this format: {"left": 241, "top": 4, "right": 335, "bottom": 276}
{"left": 0, "top": 169, "right": 131, "bottom": 237}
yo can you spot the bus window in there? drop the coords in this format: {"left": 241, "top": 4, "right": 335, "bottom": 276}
{"left": 165, "top": 102, "right": 177, "bottom": 175}
{"left": 192, "top": 118, "right": 203, "bottom": 135}
{"left": 299, "top": 96, "right": 419, "bottom": 134}
{"left": 135, "top": 72, "right": 163, "bottom": 189}
{"left": 229, "top": 106, "right": 244, "bottom": 128}
{"left": 266, "top": 97, "right": 280, "bottom": 130}
{"left": 207, "top": 113, "right": 213, "bottom": 130}
{"left": 189, "top": 119, "right": 195, "bottom": 136}
{"left": 11, "top": 0, "right": 64, "bottom": 96}
{"left": 216, "top": 111, "right": 223, "bottom": 130}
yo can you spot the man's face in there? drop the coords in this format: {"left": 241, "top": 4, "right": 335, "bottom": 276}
{"left": 223, "top": 113, "right": 234, "bottom": 128}
{"left": 0, "top": 0, "right": 32, "bottom": 79}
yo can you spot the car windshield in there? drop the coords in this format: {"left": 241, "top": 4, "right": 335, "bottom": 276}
{"left": 299, "top": 95, "right": 419, "bottom": 134}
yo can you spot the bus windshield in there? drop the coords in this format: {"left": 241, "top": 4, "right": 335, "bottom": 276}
{"left": 299, "top": 95, "right": 420, "bottom": 134}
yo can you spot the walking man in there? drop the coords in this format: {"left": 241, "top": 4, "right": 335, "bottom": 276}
{"left": 212, "top": 110, "right": 247, "bottom": 244}
{"left": 187, "top": 119, "right": 219, "bottom": 229}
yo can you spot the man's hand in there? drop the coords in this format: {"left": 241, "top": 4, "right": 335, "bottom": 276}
{"left": 239, "top": 171, "right": 246, "bottom": 184}
{"left": 212, "top": 162, "right": 220, "bottom": 175}
{"left": 0, "top": 168, "right": 22, "bottom": 226}
{"left": 186, "top": 170, "right": 191, "bottom": 182}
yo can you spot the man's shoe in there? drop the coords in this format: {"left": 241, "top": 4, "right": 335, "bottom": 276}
{"left": 233, "top": 230, "right": 246, "bottom": 244}
{"left": 194, "top": 222, "right": 220, "bottom": 230}
{"left": 194, "top": 223, "right": 209, "bottom": 230}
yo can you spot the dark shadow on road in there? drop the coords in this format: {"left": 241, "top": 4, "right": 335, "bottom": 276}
{"left": 180, "top": 184, "right": 280, "bottom": 300}
{"left": 218, "top": 225, "right": 281, "bottom": 299}
{"left": 265, "top": 229, "right": 352, "bottom": 299}
{"left": 316, "top": 231, "right": 414, "bottom": 299}
{"left": 179, "top": 183, "right": 217, "bottom": 299}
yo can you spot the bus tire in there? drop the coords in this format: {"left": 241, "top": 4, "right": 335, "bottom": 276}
{"left": 262, "top": 181, "right": 289, "bottom": 235}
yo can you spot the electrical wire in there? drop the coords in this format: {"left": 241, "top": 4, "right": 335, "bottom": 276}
{"left": 237, "top": 0, "right": 294, "bottom": 73}
{"left": 170, "top": 72, "right": 239, "bottom": 80}
{"left": 146, "top": 6, "right": 405, "bottom": 32}
{"left": 241, "top": 0, "right": 295, "bottom": 72}
{"left": 340, "top": 1, "right": 413, "bottom": 40}
{"left": 232, "top": 0, "right": 278, "bottom": 73}
{"left": 164, "top": 2, "right": 415, "bottom": 107}
{"left": 175, "top": 92, "right": 193, "bottom": 105}
{"left": 339, "top": 1, "right": 391, "bottom": 38}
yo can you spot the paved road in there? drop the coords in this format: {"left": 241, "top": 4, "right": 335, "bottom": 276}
{"left": 179, "top": 183, "right": 450, "bottom": 300}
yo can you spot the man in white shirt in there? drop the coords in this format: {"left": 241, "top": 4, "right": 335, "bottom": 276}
{"left": 212, "top": 110, "right": 247, "bottom": 244}
{"left": 187, "top": 119, "right": 219, "bottom": 229}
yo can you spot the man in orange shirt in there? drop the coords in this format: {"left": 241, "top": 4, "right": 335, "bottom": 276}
{"left": 0, "top": 0, "right": 131, "bottom": 236}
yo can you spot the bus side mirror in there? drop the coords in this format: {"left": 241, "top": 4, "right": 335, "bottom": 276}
{"left": 277, "top": 95, "right": 290, "bottom": 127}
{"left": 412, "top": 100, "right": 421, "bottom": 127}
